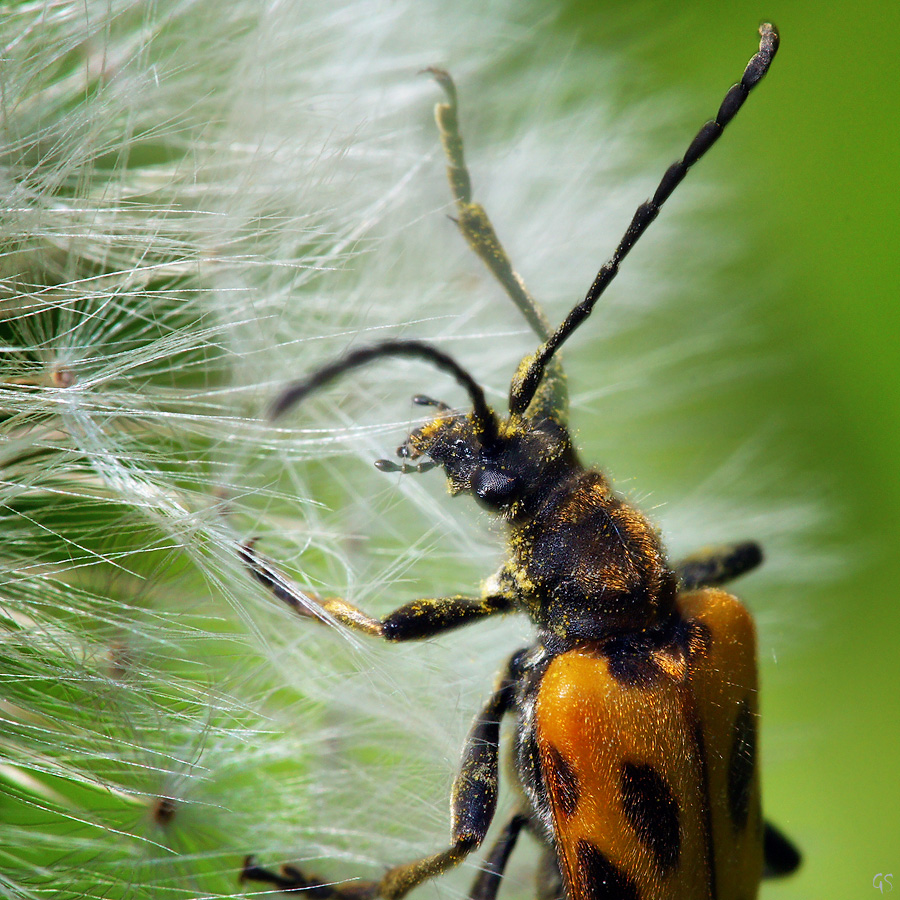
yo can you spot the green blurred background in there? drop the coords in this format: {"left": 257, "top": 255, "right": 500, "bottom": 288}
{"left": 554, "top": 2, "right": 900, "bottom": 897}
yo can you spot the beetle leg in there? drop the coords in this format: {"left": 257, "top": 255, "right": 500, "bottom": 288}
{"left": 241, "top": 541, "right": 514, "bottom": 640}
{"left": 370, "top": 652, "right": 523, "bottom": 898}
{"left": 240, "top": 857, "right": 374, "bottom": 898}
{"left": 450, "top": 651, "right": 521, "bottom": 844}
{"left": 424, "top": 69, "right": 567, "bottom": 423}
{"left": 534, "top": 841, "right": 564, "bottom": 900}
{"left": 424, "top": 67, "right": 550, "bottom": 344}
{"left": 240, "top": 849, "right": 472, "bottom": 900}
{"left": 762, "top": 821, "right": 801, "bottom": 878}
{"left": 674, "top": 541, "right": 763, "bottom": 590}
{"left": 242, "top": 653, "right": 523, "bottom": 898}
{"left": 466, "top": 813, "right": 528, "bottom": 900}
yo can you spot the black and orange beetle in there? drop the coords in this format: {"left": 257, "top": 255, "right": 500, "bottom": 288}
{"left": 241, "top": 23, "right": 800, "bottom": 900}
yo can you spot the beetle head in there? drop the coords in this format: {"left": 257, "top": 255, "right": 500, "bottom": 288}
{"left": 391, "top": 407, "right": 578, "bottom": 518}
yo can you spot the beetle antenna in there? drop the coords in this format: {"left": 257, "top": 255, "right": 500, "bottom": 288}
{"left": 509, "top": 23, "right": 779, "bottom": 416}
{"left": 271, "top": 339, "right": 499, "bottom": 447}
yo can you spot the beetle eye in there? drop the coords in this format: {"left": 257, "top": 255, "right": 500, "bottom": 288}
{"left": 472, "top": 467, "right": 518, "bottom": 507}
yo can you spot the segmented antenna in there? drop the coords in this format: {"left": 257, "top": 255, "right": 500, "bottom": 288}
{"left": 271, "top": 339, "right": 499, "bottom": 447}
{"left": 509, "top": 23, "right": 779, "bottom": 416}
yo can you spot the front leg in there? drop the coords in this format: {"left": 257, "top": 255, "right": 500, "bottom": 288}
{"left": 425, "top": 69, "right": 567, "bottom": 423}
{"left": 425, "top": 67, "right": 549, "bottom": 343}
{"left": 241, "top": 541, "right": 514, "bottom": 640}
{"left": 242, "top": 652, "right": 525, "bottom": 897}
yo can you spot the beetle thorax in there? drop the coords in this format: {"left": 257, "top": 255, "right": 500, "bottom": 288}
{"left": 509, "top": 470, "right": 678, "bottom": 642}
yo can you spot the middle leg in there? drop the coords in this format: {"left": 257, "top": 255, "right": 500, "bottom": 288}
{"left": 242, "top": 650, "right": 527, "bottom": 898}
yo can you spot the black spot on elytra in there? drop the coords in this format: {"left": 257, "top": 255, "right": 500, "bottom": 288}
{"left": 620, "top": 762, "right": 680, "bottom": 871}
{"left": 543, "top": 744, "right": 580, "bottom": 817}
{"left": 575, "top": 840, "right": 640, "bottom": 900}
{"left": 728, "top": 698, "right": 757, "bottom": 830}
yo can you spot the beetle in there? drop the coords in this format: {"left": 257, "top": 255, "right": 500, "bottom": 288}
{"left": 241, "top": 22, "right": 800, "bottom": 900}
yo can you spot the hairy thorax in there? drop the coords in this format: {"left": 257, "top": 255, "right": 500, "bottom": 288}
{"left": 508, "top": 470, "right": 677, "bottom": 642}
